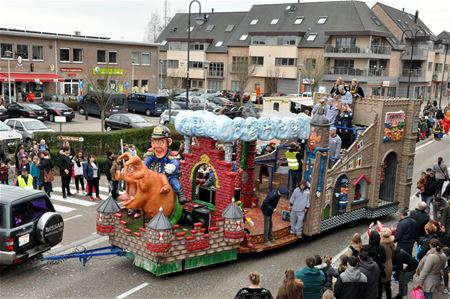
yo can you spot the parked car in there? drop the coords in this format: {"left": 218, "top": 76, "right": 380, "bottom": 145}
{"left": 0, "top": 121, "right": 22, "bottom": 153}
{"left": 189, "top": 98, "right": 220, "bottom": 111}
{"left": 0, "top": 106, "right": 8, "bottom": 121}
{"left": 39, "top": 101, "right": 75, "bottom": 122}
{"left": 159, "top": 109, "right": 181, "bottom": 125}
{"left": 171, "top": 96, "right": 188, "bottom": 109}
{"left": 208, "top": 96, "right": 234, "bottom": 107}
{"left": 79, "top": 92, "right": 127, "bottom": 117}
{"left": 127, "top": 93, "right": 169, "bottom": 116}
{"left": 104, "top": 113, "right": 152, "bottom": 131}
{"left": 0, "top": 186, "right": 64, "bottom": 265}
{"left": 5, "top": 118, "right": 54, "bottom": 146}
{"left": 7, "top": 102, "right": 48, "bottom": 120}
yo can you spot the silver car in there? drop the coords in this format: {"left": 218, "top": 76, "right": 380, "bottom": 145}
{"left": 159, "top": 109, "right": 181, "bottom": 125}
{"left": 5, "top": 118, "right": 54, "bottom": 146}
{"left": 0, "top": 121, "right": 22, "bottom": 153}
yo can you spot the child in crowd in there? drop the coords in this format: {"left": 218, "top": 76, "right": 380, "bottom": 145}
{"left": 338, "top": 255, "right": 349, "bottom": 275}
{"left": 322, "top": 256, "right": 339, "bottom": 291}
{"left": 29, "top": 156, "right": 41, "bottom": 190}
{"left": 0, "top": 161, "right": 8, "bottom": 184}
{"left": 7, "top": 160, "right": 16, "bottom": 186}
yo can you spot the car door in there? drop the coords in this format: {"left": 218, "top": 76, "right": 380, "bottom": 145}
{"left": 127, "top": 94, "right": 137, "bottom": 112}
{"left": 12, "top": 120, "right": 27, "bottom": 140}
{"left": 107, "top": 114, "right": 121, "bottom": 130}
{"left": 121, "top": 115, "right": 132, "bottom": 129}
{"left": 137, "top": 95, "right": 148, "bottom": 114}
{"left": 7, "top": 103, "right": 19, "bottom": 117}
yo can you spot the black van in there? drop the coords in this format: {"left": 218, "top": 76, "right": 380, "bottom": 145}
{"left": 79, "top": 92, "right": 127, "bottom": 117}
{"left": 127, "top": 93, "right": 169, "bottom": 116}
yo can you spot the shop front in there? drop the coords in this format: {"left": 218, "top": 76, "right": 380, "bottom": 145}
{"left": 0, "top": 72, "right": 64, "bottom": 103}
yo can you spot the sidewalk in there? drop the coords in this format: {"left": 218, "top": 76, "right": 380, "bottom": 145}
{"left": 390, "top": 278, "right": 449, "bottom": 299}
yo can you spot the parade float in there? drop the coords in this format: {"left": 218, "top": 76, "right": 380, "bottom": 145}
{"left": 59, "top": 94, "right": 420, "bottom": 276}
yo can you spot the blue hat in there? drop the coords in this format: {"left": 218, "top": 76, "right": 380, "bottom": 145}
{"left": 278, "top": 186, "right": 289, "bottom": 195}
{"left": 21, "top": 166, "right": 28, "bottom": 172}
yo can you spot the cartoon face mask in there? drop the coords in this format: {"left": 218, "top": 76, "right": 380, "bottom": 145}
{"left": 233, "top": 117, "right": 246, "bottom": 140}
{"left": 276, "top": 118, "right": 290, "bottom": 140}
{"left": 241, "top": 117, "right": 259, "bottom": 141}
{"left": 175, "top": 110, "right": 194, "bottom": 136}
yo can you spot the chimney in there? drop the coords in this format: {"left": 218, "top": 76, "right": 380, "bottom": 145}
{"left": 402, "top": 8, "right": 404, "bottom": 11}
{"left": 74, "top": 31, "right": 81, "bottom": 36}
{"left": 211, "top": 8, "right": 214, "bottom": 14}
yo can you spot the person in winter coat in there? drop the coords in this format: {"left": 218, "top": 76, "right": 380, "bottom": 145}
{"left": 72, "top": 151, "right": 85, "bottom": 194}
{"left": 380, "top": 228, "right": 396, "bottom": 299}
{"left": 321, "top": 256, "right": 338, "bottom": 291}
{"left": 441, "top": 200, "right": 450, "bottom": 247}
{"left": 57, "top": 147, "right": 73, "bottom": 198}
{"left": 290, "top": 180, "right": 310, "bottom": 238}
{"left": 432, "top": 196, "right": 447, "bottom": 221}
{"left": 295, "top": 256, "right": 325, "bottom": 299}
{"left": 393, "top": 247, "right": 418, "bottom": 299}
{"left": 83, "top": 154, "right": 101, "bottom": 201}
{"left": 276, "top": 269, "right": 304, "bottom": 299}
{"left": 432, "top": 157, "right": 449, "bottom": 196}
{"left": 0, "top": 161, "right": 8, "bottom": 184}
{"left": 358, "top": 250, "right": 381, "bottom": 299}
{"left": 417, "top": 239, "right": 447, "bottom": 299}
{"left": 39, "top": 151, "right": 53, "bottom": 197}
{"left": 261, "top": 186, "right": 289, "bottom": 246}
{"left": 345, "top": 233, "right": 363, "bottom": 257}
{"left": 410, "top": 202, "right": 431, "bottom": 242}
{"left": 394, "top": 208, "right": 417, "bottom": 255}
{"left": 422, "top": 169, "right": 437, "bottom": 211}
{"left": 417, "top": 222, "right": 439, "bottom": 261}
{"left": 235, "top": 271, "right": 273, "bottom": 299}
{"left": 334, "top": 256, "right": 367, "bottom": 299}
{"left": 362, "top": 230, "right": 386, "bottom": 297}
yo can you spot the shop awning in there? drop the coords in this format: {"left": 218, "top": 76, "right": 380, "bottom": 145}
{"left": 0, "top": 73, "right": 65, "bottom": 83}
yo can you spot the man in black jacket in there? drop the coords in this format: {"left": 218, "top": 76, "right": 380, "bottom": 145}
{"left": 58, "top": 147, "right": 73, "bottom": 198}
{"left": 358, "top": 250, "right": 381, "bottom": 299}
{"left": 334, "top": 256, "right": 367, "bottom": 299}
{"left": 394, "top": 208, "right": 417, "bottom": 255}
{"left": 261, "top": 186, "right": 288, "bottom": 246}
{"left": 393, "top": 247, "right": 418, "bottom": 299}
{"left": 422, "top": 168, "right": 437, "bottom": 212}
{"left": 410, "top": 202, "right": 430, "bottom": 242}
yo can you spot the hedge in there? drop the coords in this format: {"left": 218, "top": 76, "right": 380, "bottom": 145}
{"left": 35, "top": 124, "right": 183, "bottom": 157}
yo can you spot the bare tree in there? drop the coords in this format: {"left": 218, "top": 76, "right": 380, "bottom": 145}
{"left": 232, "top": 57, "right": 255, "bottom": 106}
{"left": 265, "top": 67, "right": 283, "bottom": 95}
{"left": 301, "top": 57, "right": 327, "bottom": 93}
{"left": 84, "top": 68, "right": 125, "bottom": 132}
{"left": 144, "top": 11, "right": 164, "bottom": 42}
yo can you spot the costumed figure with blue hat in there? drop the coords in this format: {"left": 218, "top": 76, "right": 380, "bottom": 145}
{"left": 335, "top": 177, "right": 349, "bottom": 214}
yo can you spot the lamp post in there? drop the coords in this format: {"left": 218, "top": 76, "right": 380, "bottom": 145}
{"left": 439, "top": 39, "right": 449, "bottom": 107}
{"left": 131, "top": 57, "right": 135, "bottom": 93}
{"left": 400, "top": 11, "right": 428, "bottom": 99}
{"left": 203, "top": 60, "right": 210, "bottom": 110}
{"left": 159, "top": 59, "right": 164, "bottom": 93}
{"left": 5, "top": 50, "right": 13, "bottom": 104}
{"left": 186, "top": 0, "right": 205, "bottom": 110}
{"left": 297, "top": 63, "right": 304, "bottom": 96}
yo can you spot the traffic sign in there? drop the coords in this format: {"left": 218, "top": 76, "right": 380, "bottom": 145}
{"left": 124, "top": 81, "right": 129, "bottom": 89}
{"left": 54, "top": 116, "right": 67, "bottom": 123}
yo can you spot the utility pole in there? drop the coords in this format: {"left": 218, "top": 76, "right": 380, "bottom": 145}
{"left": 164, "top": 0, "right": 168, "bottom": 27}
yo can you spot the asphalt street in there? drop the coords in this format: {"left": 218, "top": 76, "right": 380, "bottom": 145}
{"left": 0, "top": 135, "right": 449, "bottom": 299}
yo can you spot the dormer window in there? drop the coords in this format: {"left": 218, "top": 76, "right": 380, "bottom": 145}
{"left": 161, "top": 40, "right": 167, "bottom": 46}
{"left": 215, "top": 41, "right": 223, "bottom": 47}
{"left": 240, "top": 34, "right": 248, "bottom": 41}
{"left": 225, "top": 24, "right": 235, "bottom": 32}
{"left": 250, "top": 19, "right": 258, "bottom": 25}
{"left": 307, "top": 33, "right": 317, "bottom": 41}
{"left": 270, "top": 19, "right": 279, "bottom": 25}
{"left": 294, "top": 17, "right": 304, "bottom": 25}
{"left": 187, "top": 26, "right": 194, "bottom": 32}
{"left": 317, "top": 16, "right": 328, "bottom": 24}
{"left": 206, "top": 24, "right": 215, "bottom": 32}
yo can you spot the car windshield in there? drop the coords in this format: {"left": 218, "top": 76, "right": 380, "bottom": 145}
{"left": 11, "top": 196, "right": 54, "bottom": 228}
{"left": 0, "top": 122, "right": 12, "bottom": 131}
{"left": 48, "top": 102, "right": 68, "bottom": 108}
{"left": 127, "top": 115, "right": 147, "bottom": 123}
{"left": 25, "top": 104, "right": 43, "bottom": 110}
{"left": 23, "top": 120, "right": 48, "bottom": 130}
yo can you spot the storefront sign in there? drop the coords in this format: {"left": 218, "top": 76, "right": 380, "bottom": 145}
{"left": 383, "top": 110, "right": 406, "bottom": 143}
{"left": 60, "top": 67, "right": 83, "bottom": 72}
{"left": 67, "top": 73, "right": 77, "bottom": 77}
{"left": 92, "top": 67, "right": 124, "bottom": 76}
{"left": 382, "top": 81, "right": 390, "bottom": 87}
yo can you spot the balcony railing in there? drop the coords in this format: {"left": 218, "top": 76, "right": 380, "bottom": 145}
{"left": 401, "top": 47, "right": 429, "bottom": 60}
{"left": 327, "top": 67, "right": 390, "bottom": 77}
{"left": 324, "top": 45, "right": 391, "bottom": 55}
{"left": 401, "top": 69, "right": 425, "bottom": 77}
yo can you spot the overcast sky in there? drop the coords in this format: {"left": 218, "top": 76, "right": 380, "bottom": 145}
{"left": 0, "top": 0, "right": 448, "bottom": 42}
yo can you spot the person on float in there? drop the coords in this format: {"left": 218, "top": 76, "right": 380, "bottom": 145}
{"left": 144, "top": 125, "right": 187, "bottom": 205}
{"left": 349, "top": 78, "right": 365, "bottom": 98}
{"left": 16, "top": 165, "right": 33, "bottom": 188}
{"left": 289, "top": 180, "right": 310, "bottom": 238}
{"left": 328, "top": 127, "right": 342, "bottom": 168}
{"left": 261, "top": 186, "right": 289, "bottom": 246}
{"left": 285, "top": 142, "right": 303, "bottom": 193}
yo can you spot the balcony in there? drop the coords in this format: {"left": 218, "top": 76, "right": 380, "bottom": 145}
{"left": 323, "top": 67, "right": 397, "bottom": 84}
{"left": 401, "top": 47, "right": 429, "bottom": 60}
{"left": 399, "top": 69, "right": 427, "bottom": 82}
{"left": 323, "top": 45, "right": 391, "bottom": 59}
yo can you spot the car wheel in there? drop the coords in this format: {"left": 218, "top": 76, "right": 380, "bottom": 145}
{"left": 49, "top": 114, "right": 55, "bottom": 122}
{"left": 145, "top": 109, "right": 151, "bottom": 116}
{"left": 36, "top": 212, "right": 64, "bottom": 247}
{"left": 105, "top": 126, "right": 112, "bottom": 132}
{"left": 79, "top": 107, "right": 85, "bottom": 115}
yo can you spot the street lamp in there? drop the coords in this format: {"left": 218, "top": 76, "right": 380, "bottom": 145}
{"left": 159, "top": 59, "right": 164, "bottom": 93}
{"left": 439, "top": 39, "right": 449, "bottom": 107}
{"left": 297, "top": 63, "right": 304, "bottom": 96}
{"left": 400, "top": 11, "right": 428, "bottom": 98}
{"left": 5, "top": 50, "right": 13, "bottom": 104}
{"left": 131, "top": 57, "right": 136, "bottom": 93}
{"left": 186, "top": 0, "right": 205, "bottom": 109}
{"left": 203, "top": 60, "right": 210, "bottom": 110}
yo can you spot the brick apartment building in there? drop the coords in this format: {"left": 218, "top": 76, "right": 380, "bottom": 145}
{"left": 156, "top": 1, "right": 449, "bottom": 100}
{"left": 0, "top": 28, "right": 160, "bottom": 103}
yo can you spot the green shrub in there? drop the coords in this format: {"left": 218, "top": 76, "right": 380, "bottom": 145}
{"left": 36, "top": 124, "right": 182, "bottom": 157}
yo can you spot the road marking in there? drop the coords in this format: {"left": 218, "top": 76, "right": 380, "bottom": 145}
{"left": 69, "top": 184, "right": 110, "bottom": 193}
{"left": 116, "top": 283, "right": 149, "bottom": 299}
{"left": 64, "top": 214, "right": 83, "bottom": 222}
{"left": 415, "top": 139, "right": 435, "bottom": 151}
{"left": 50, "top": 194, "right": 97, "bottom": 207}
{"left": 53, "top": 204, "right": 76, "bottom": 213}
{"left": 54, "top": 186, "right": 109, "bottom": 197}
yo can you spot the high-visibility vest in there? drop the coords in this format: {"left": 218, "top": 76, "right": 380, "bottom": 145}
{"left": 18, "top": 175, "right": 33, "bottom": 188}
{"left": 286, "top": 151, "right": 300, "bottom": 171}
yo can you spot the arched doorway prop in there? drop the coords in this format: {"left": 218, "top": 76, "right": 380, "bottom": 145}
{"left": 352, "top": 174, "right": 371, "bottom": 209}
{"left": 379, "top": 152, "right": 397, "bottom": 202}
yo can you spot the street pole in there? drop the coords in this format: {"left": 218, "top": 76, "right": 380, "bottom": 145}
{"left": 7, "top": 55, "right": 11, "bottom": 104}
{"left": 406, "top": 38, "right": 415, "bottom": 99}
{"left": 186, "top": 0, "right": 204, "bottom": 110}
{"left": 297, "top": 64, "right": 303, "bottom": 96}
{"left": 439, "top": 41, "right": 448, "bottom": 107}
{"left": 159, "top": 60, "right": 163, "bottom": 92}
{"left": 131, "top": 59, "right": 135, "bottom": 93}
